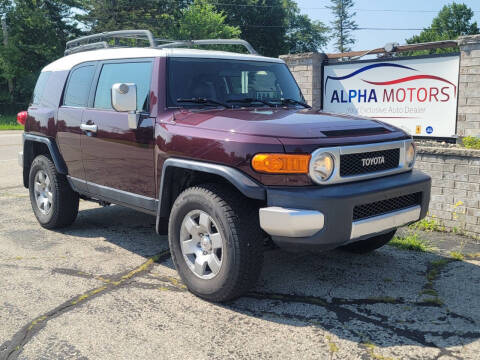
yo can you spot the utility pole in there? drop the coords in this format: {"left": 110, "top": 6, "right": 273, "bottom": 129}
{"left": 1, "top": 14, "right": 13, "bottom": 95}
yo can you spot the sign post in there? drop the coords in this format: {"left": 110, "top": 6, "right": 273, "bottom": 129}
{"left": 323, "top": 55, "right": 460, "bottom": 138}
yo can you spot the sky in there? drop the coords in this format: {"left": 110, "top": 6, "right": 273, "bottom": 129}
{"left": 295, "top": 0, "right": 480, "bottom": 53}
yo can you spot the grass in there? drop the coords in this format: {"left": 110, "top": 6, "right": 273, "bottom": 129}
{"left": 0, "top": 114, "right": 23, "bottom": 130}
{"left": 462, "top": 136, "right": 480, "bottom": 150}
{"left": 389, "top": 232, "right": 430, "bottom": 252}
{"left": 449, "top": 251, "right": 465, "bottom": 261}
{"left": 409, "top": 217, "right": 445, "bottom": 232}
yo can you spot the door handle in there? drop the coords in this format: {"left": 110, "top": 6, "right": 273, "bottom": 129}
{"left": 80, "top": 123, "right": 97, "bottom": 133}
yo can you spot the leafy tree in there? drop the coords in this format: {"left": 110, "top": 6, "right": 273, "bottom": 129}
{"left": 208, "top": 0, "right": 288, "bottom": 57}
{"left": 405, "top": 2, "right": 479, "bottom": 54}
{"left": 209, "top": 0, "right": 327, "bottom": 56}
{"left": 327, "top": 0, "right": 357, "bottom": 53}
{"left": 77, "top": 0, "right": 189, "bottom": 40}
{"left": 176, "top": 0, "right": 240, "bottom": 40}
{"left": 284, "top": 1, "right": 328, "bottom": 53}
{"left": 0, "top": 0, "right": 81, "bottom": 110}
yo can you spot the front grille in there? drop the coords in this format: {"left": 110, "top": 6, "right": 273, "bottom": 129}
{"left": 340, "top": 148, "right": 400, "bottom": 177}
{"left": 353, "top": 193, "right": 421, "bottom": 221}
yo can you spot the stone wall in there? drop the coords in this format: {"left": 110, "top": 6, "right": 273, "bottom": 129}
{"left": 457, "top": 34, "right": 480, "bottom": 136}
{"left": 279, "top": 53, "right": 324, "bottom": 109}
{"left": 415, "top": 145, "right": 480, "bottom": 237}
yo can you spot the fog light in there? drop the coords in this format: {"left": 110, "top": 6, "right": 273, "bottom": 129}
{"left": 310, "top": 152, "right": 334, "bottom": 183}
{"left": 406, "top": 142, "right": 416, "bottom": 167}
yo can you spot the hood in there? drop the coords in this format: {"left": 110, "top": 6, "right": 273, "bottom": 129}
{"left": 173, "top": 108, "right": 402, "bottom": 139}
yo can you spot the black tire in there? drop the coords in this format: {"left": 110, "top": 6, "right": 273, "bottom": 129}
{"left": 340, "top": 230, "right": 396, "bottom": 254}
{"left": 168, "top": 183, "right": 263, "bottom": 302}
{"left": 29, "top": 155, "right": 79, "bottom": 229}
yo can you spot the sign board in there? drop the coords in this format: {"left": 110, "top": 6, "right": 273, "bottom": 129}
{"left": 323, "top": 55, "right": 460, "bottom": 137}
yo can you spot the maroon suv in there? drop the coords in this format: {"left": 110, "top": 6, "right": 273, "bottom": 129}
{"left": 18, "top": 31, "right": 431, "bottom": 301}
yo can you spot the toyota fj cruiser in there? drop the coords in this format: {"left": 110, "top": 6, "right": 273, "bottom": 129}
{"left": 18, "top": 30, "right": 431, "bottom": 301}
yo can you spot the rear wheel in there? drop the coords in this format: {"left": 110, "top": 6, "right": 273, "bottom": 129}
{"left": 29, "top": 155, "right": 79, "bottom": 229}
{"left": 168, "top": 184, "right": 263, "bottom": 302}
{"left": 340, "top": 230, "right": 396, "bottom": 254}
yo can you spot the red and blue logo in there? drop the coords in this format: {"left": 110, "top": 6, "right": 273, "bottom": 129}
{"left": 325, "top": 62, "right": 456, "bottom": 104}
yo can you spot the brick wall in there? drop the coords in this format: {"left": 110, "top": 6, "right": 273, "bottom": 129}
{"left": 415, "top": 145, "right": 480, "bottom": 237}
{"left": 279, "top": 53, "right": 325, "bottom": 109}
{"left": 457, "top": 34, "right": 480, "bottom": 136}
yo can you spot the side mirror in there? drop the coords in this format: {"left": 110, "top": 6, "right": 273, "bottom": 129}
{"left": 111, "top": 83, "right": 139, "bottom": 129}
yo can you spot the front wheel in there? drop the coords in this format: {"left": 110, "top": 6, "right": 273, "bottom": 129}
{"left": 340, "top": 230, "right": 396, "bottom": 254}
{"left": 168, "top": 184, "right": 263, "bottom": 302}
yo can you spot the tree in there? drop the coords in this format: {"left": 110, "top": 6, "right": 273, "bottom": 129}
{"left": 0, "top": 0, "right": 82, "bottom": 110}
{"left": 77, "top": 0, "right": 188, "bottom": 40}
{"left": 406, "top": 2, "right": 479, "bottom": 54}
{"left": 176, "top": 0, "right": 240, "bottom": 40}
{"left": 327, "top": 0, "right": 358, "bottom": 53}
{"left": 284, "top": 1, "right": 328, "bottom": 53}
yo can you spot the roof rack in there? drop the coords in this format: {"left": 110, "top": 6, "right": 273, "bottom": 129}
{"left": 65, "top": 30, "right": 156, "bottom": 56}
{"left": 65, "top": 29, "right": 258, "bottom": 56}
{"left": 156, "top": 39, "right": 258, "bottom": 55}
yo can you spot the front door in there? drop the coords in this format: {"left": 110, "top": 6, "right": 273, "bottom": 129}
{"left": 81, "top": 59, "right": 156, "bottom": 209}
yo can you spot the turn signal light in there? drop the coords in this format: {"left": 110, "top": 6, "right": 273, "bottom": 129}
{"left": 251, "top": 154, "right": 311, "bottom": 174}
{"left": 16, "top": 111, "right": 27, "bottom": 125}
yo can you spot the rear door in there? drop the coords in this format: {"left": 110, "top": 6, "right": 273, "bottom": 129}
{"left": 81, "top": 59, "right": 156, "bottom": 209}
{"left": 57, "top": 63, "right": 97, "bottom": 183}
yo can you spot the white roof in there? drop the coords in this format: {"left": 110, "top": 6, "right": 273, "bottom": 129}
{"left": 42, "top": 47, "right": 284, "bottom": 72}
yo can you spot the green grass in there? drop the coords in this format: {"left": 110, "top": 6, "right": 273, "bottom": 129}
{"left": 409, "top": 217, "right": 445, "bottom": 232}
{"left": 462, "top": 136, "right": 480, "bottom": 150}
{"left": 0, "top": 114, "right": 23, "bottom": 130}
{"left": 389, "top": 232, "right": 430, "bottom": 252}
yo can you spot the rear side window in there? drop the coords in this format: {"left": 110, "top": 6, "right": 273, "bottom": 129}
{"left": 32, "top": 72, "right": 51, "bottom": 105}
{"left": 94, "top": 61, "right": 153, "bottom": 111}
{"left": 63, "top": 65, "right": 95, "bottom": 107}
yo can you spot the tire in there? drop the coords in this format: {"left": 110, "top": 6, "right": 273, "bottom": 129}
{"left": 29, "top": 155, "right": 79, "bottom": 229}
{"left": 340, "top": 230, "right": 396, "bottom": 254}
{"left": 168, "top": 183, "right": 263, "bottom": 302}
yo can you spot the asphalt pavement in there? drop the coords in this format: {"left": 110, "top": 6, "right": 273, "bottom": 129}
{"left": 1, "top": 130, "right": 479, "bottom": 360}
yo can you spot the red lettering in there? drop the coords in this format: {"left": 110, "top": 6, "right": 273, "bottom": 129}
{"left": 441, "top": 87, "right": 450, "bottom": 102}
{"left": 417, "top": 87, "right": 427, "bottom": 102}
{"left": 407, "top": 88, "right": 415, "bottom": 102}
{"left": 396, "top": 88, "right": 406, "bottom": 102}
{"left": 429, "top": 87, "right": 439, "bottom": 102}
{"left": 383, "top": 89, "right": 394, "bottom": 102}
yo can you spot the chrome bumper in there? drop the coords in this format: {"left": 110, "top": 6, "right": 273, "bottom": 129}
{"left": 259, "top": 205, "right": 421, "bottom": 240}
{"left": 350, "top": 205, "right": 421, "bottom": 240}
{"left": 18, "top": 151, "right": 23, "bottom": 167}
{"left": 259, "top": 207, "right": 324, "bottom": 237}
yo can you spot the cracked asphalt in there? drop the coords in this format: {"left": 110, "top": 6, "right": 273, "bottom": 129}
{"left": 1, "top": 130, "right": 480, "bottom": 360}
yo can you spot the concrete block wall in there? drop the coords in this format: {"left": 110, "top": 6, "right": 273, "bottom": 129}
{"left": 457, "top": 34, "right": 480, "bottom": 136}
{"left": 415, "top": 146, "right": 480, "bottom": 237}
{"left": 279, "top": 53, "right": 325, "bottom": 109}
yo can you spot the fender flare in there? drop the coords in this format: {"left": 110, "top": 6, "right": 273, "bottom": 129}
{"left": 155, "top": 158, "right": 265, "bottom": 232}
{"left": 24, "top": 134, "right": 68, "bottom": 174}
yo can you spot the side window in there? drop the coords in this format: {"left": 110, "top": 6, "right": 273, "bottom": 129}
{"left": 94, "top": 62, "right": 153, "bottom": 111}
{"left": 32, "top": 72, "right": 51, "bottom": 105}
{"left": 63, "top": 65, "right": 95, "bottom": 107}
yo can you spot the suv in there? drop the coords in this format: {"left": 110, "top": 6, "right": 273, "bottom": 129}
{"left": 18, "top": 30, "right": 431, "bottom": 302}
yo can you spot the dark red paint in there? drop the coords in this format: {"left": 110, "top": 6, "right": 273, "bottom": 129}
{"left": 26, "top": 56, "right": 410, "bottom": 197}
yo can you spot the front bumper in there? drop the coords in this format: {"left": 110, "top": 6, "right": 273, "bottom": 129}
{"left": 259, "top": 170, "right": 431, "bottom": 251}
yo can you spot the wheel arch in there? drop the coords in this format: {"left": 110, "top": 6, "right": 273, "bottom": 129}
{"left": 155, "top": 158, "right": 265, "bottom": 233}
{"left": 23, "top": 134, "right": 68, "bottom": 188}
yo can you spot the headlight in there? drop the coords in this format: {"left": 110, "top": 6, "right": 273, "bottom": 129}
{"left": 310, "top": 152, "right": 334, "bottom": 183}
{"left": 406, "top": 142, "right": 416, "bottom": 167}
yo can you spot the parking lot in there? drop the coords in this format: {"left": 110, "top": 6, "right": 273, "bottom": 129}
{"left": 1, "top": 130, "right": 480, "bottom": 360}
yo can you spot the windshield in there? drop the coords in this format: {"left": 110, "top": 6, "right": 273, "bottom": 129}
{"left": 167, "top": 58, "right": 304, "bottom": 108}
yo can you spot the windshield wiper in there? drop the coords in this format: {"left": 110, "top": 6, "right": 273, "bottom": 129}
{"left": 274, "top": 98, "right": 311, "bottom": 109}
{"left": 226, "top": 98, "right": 274, "bottom": 107}
{"left": 177, "top": 97, "right": 229, "bottom": 108}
